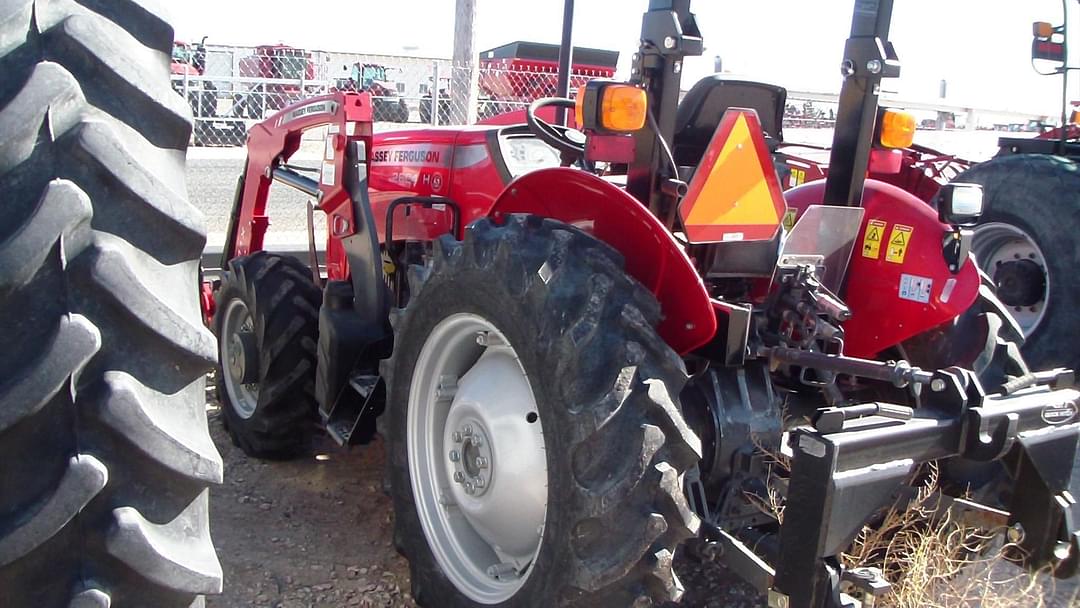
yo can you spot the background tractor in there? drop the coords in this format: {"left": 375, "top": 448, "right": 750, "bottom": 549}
{"left": 207, "top": 0, "right": 1080, "bottom": 607}
{"left": 237, "top": 43, "right": 316, "bottom": 118}
{"left": 335, "top": 63, "right": 411, "bottom": 122}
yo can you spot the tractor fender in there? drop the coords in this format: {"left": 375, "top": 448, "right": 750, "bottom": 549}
{"left": 487, "top": 168, "right": 715, "bottom": 354}
{"left": 785, "top": 179, "right": 981, "bottom": 358}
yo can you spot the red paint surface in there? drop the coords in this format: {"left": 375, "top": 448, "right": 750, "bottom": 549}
{"left": 488, "top": 168, "right": 716, "bottom": 354}
{"left": 784, "top": 179, "right": 980, "bottom": 358}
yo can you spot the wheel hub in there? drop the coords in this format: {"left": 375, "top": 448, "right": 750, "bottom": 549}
{"left": 971, "top": 222, "right": 1050, "bottom": 336}
{"left": 228, "top": 330, "right": 259, "bottom": 385}
{"left": 220, "top": 299, "right": 261, "bottom": 419}
{"left": 993, "top": 259, "right": 1046, "bottom": 308}
{"left": 448, "top": 422, "right": 492, "bottom": 497}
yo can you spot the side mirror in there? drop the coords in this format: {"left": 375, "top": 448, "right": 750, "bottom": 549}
{"left": 937, "top": 183, "right": 983, "bottom": 226}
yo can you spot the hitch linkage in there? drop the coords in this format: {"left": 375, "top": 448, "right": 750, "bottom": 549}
{"left": 767, "top": 367, "right": 1080, "bottom": 608}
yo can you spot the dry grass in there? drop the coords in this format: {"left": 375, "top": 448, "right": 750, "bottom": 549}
{"left": 740, "top": 443, "right": 1062, "bottom": 607}
{"left": 842, "top": 463, "right": 1051, "bottom": 608}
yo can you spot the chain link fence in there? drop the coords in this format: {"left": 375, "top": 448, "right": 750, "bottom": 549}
{"left": 172, "top": 43, "right": 614, "bottom": 146}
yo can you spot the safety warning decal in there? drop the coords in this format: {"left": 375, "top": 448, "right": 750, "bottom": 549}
{"left": 898, "top": 274, "right": 933, "bottom": 304}
{"left": 861, "top": 219, "right": 886, "bottom": 259}
{"left": 788, "top": 168, "right": 806, "bottom": 188}
{"left": 885, "top": 224, "right": 913, "bottom": 264}
{"left": 782, "top": 209, "right": 798, "bottom": 232}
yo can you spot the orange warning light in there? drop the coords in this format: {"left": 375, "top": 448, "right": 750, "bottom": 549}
{"left": 678, "top": 108, "right": 787, "bottom": 243}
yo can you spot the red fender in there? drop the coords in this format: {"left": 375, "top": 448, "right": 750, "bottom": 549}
{"left": 488, "top": 168, "right": 716, "bottom": 354}
{"left": 785, "top": 179, "right": 981, "bottom": 358}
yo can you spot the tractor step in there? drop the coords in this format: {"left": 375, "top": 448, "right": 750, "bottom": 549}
{"left": 324, "top": 372, "right": 384, "bottom": 446}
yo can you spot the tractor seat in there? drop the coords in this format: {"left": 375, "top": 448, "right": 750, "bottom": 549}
{"left": 673, "top": 76, "right": 788, "bottom": 167}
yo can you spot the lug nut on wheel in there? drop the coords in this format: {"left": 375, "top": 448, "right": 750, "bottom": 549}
{"left": 453, "top": 471, "right": 465, "bottom": 483}
{"left": 449, "top": 450, "right": 460, "bottom": 462}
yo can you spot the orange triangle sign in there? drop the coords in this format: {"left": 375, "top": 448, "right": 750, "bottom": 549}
{"left": 678, "top": 108, "right": 787, "bottom": 243}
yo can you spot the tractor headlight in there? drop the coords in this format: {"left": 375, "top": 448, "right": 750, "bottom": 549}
{"left": 937, "top": 182, "right": 984, "bottom": 226}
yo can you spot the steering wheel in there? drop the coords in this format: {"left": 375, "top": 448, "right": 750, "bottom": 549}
{"left": 526, "top": 98, "right": 587, "bottom": 160}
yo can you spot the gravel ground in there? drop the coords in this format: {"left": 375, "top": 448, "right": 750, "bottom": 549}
{"left": 205, "top": 388, "right": 761, "bottom": 608}
{"left": 207, "top": 396, "right": 416, "bottom": 608}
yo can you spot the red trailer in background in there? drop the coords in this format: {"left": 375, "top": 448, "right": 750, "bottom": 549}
{"left": 478, "top": 41, "right": 617, "bottom": 120}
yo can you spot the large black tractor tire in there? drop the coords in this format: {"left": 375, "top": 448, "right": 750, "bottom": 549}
{"left": 0, "top": 2, "right": 223, "bottom": 606}
{"left": 384, "top": 215, "right": 702, "bottom": 607}
{"left": 214, "top": 252, "right": 321, "bottom": 458}
{"left": 953, "top": 153, "right": 1080, "bottom": 372}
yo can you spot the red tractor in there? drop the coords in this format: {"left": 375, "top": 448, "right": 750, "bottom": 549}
{"left": 209, "top": 1, "right": 1080, "bottom": 606}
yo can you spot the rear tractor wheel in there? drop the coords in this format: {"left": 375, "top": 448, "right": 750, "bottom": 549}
{"left": 384, "top": 215, "right": 702, "bottom": 607}
{"left": 214, "top": 252, "right": 322, "bottom": 458}
{"left": 954, "top": 153, "right": 1080, "bottom": 371}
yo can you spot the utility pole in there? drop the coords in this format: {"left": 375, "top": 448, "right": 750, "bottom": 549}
{"left": 451, "top": 0, "right": 480, "bottom": 124}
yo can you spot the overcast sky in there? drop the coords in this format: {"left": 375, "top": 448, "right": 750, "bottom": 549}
{"left": 169, "top": 0, "right": 1078, "bottom": 116}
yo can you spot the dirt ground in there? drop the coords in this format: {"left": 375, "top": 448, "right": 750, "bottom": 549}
{"left": 206, "top": 397, "right": 416, "bottom": 608}
{"left": 205, "top": 390, "right": 759, "bottom": 608}
{"left": 205, "top": 388, "right": 1076, "bottom": 608}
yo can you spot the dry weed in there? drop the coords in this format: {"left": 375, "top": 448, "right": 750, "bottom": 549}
{"left": 843, "top": 463, "right": 1051, "bottom": 608}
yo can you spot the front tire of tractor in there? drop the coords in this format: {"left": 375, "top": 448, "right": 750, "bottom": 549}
{"left": 384, "top": 215, "right": 702, "bottom": 607}
{"left": 0, "top": 2, "right": 222, "bottom": 606}
{"left": 215, "top": 252, "right": 322, "bottom": 458}
{"left": 953, "top": 153, "right": 1080, "bottom": 371}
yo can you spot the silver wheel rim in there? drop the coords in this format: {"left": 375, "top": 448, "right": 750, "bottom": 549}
{"left": 972, "top": 222, "right": 1049, "bottom": 336}
{"left": 220, "top": 298, "right": 260, "bottom": 419}
{"left": 407, "top": 313, "right": 548, "bottom": 604}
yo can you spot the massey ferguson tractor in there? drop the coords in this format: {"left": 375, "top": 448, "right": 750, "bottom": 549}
{"left": 210, "top": 0, "right": 1080, "bottom": 606}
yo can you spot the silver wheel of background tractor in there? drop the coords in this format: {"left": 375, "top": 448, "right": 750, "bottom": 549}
{"left": 408, "top": 313, "right": 548, "bottom": 603}
{"left": 385, "top": 215, "right": 701, "bottom": 607}
{"left": 0, "top": 1, "right": 222, "bottom": 605}
{"left": 971, "top": 222, "right": 1048, "bottom": 337}
{"left": 220, "top": 298, "right": 260, "bottom": 419}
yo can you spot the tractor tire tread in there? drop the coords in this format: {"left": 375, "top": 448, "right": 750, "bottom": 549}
{"left": 387, "top": 215, "right": 701, "bottom": 608}
{"left": 215, "top": 252, "right": 321, "bottom": 459}
{"left": 0, "top": 3, "right": 221, "bottom": 607}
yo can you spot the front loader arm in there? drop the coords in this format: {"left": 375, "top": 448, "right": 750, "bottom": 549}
{"left": 222, "top": 92, "right": 376, "bottom": 282}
